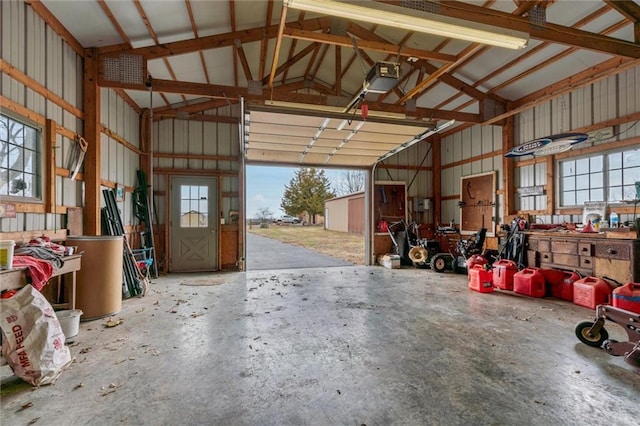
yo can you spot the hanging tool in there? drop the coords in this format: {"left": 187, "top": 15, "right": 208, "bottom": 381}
{"left": 69, "top": 136, "right": 88, "bottom": 180}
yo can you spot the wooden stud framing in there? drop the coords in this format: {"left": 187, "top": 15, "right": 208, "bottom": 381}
{"left": 83, "top": 48, "right": 102, "bottom": 235}
{"left": 45, "top": 119, "right": 57, "bottom": 213}
{"left": 502, "top": 116, "right": 515, "bottom": 218}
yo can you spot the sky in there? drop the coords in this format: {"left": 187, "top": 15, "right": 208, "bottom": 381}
{"left": 246, "top": 165, "right": 347, "bottom": 219}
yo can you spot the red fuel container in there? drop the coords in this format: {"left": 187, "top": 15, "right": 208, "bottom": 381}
{"left": 613, "top": 283, "right": 640, "bottom": 314}
{"left": 466, "top": 255, "right": 488, "bottom": 275}
{"left": 468, "top": 264, "right": 494, "bottom": 293}
{"left": 492, "top": 259, "right": 518, "bottom": 291}
{"left": 573, "top": 276, "right": 612, "bottom": 310}
{"left": 541, "top": 269, "right": 578, "bottom": 302}
{"left": 513, "top": 267, "right": 546, "bottom": 298}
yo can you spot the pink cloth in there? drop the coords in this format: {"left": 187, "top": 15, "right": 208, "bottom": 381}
{"left": 12, "top": 255, "right": 54, "bottom": 291}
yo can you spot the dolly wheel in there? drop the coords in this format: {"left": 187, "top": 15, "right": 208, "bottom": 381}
{"left": 575, "top": 321, "right": 609, "bottom": 347}
{"left": 429, "top": 254, "right": 448, "bottom": 273}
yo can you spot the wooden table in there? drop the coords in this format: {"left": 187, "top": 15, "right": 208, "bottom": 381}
{"left": 0, "top": 254, "right": 82, "bottom": 309}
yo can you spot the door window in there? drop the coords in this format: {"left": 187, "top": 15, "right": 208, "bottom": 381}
{"left": 180, "top": 185, "right": 209, "bottom": 228}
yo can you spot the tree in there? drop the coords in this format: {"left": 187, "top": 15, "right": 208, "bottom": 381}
{"left": 334, "top": 170, "right": 365, "bottom": 196}
{"left": 281, "top": 168, "right": 335, "bottom": 224}
{"left": 256, "top": 207, "right": 273, "bottom": 223}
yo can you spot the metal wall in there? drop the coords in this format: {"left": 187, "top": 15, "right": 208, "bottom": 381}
{"left": 513, "top": 67, "right": 640, "bottom": 225}
{"left": 440, "top": 125, "right": 503, "bottom": 229}
{"left": 1, "top": 0, "right": 140, "bottom": 233}
{"left": 152, "top": 107, "right": 240, "bottom": 228}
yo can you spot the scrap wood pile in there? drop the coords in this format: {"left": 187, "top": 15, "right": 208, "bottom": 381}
{"left": 101, "top": 189, "right": 146, "bottom": 298}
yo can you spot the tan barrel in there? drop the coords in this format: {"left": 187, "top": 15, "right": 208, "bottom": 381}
{"left": 67, "top": 236, "right": 123, "bottom": 320}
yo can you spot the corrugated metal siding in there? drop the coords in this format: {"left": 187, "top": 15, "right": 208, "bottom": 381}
{"left": 151, "top": 115, "right": 240, "bottom": 226}
{"left": 325, "top": 197, "right": 349, "bottom": 233}
{"left": 348, "top": 195, "right": 365, "bottom": 235}
{"left": 1, "top": 1, "right": 85, "bottom": 232}
{"left": 514, "top": 69, "right": 640, "bottom": 224}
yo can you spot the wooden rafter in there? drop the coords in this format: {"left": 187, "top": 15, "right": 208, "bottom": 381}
{"left": 262, "top": 43, "right": 318, "bottom": 85}
{"left": 185, "top": 0, "right": 211, "bottom": 84}
{"left": 98, "top": 18, "right": 328, "bottom": 58}
{"left": 283, "top": 28, "right": 457, "bottom": 63}
{"left": 230, "top": 0, "right": 238, "bottom": 86}
{"left": 433, "top": 5, "right": 612, "bottom": 111}
{"left": 234, "top": 41, "right": 254, "bottom": 82}
{"left": 282, "top": 11, "right": 306, "bottom": 84}
{"left": 26, "top": 0, "right": 84, "bottom": 56}
{"left": 605, "top": 0, "right": 640, "bottom": 42}
{"left": 268, "top": 3, "right": 288, "bottom": 90}
{"left": 412, "top": 0, "right": 640, "bottom": 58}
{"left": 259, "top": 0, "right": 275, "bottom": 80}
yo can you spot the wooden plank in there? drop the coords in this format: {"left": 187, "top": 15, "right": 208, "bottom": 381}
{"left": 432, "top": 136, "right": 442, "bottom": 226}
{"left": 101, "top": 126, "right": 143, "bottom": 155}
{"left": 0, "top": 229, "right": 67, "bottom": 243}
{"left": 0, "top": 59, "right": 83, "bottom": 118}
{"left": 45, "top": 119, "right": 57, "bottom": 213}
{"left": 502, "top": 116, "right": 515, "bottom": 217}
{"left": 83, "top": 48, "right": 102, "bottom": 235}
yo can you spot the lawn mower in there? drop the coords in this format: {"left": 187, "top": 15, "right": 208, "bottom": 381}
{"left": 575, "top": 304, "right": 640, "bottom": 369}
{"left": 387, "top": 220, "right": 440, "bottom": 267}
{"left": 429, "top": 226, "right": 487, "bottom": 274}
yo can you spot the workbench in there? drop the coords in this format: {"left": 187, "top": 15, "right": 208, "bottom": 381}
{"left": 525, "top": 232, "right": 639, "bottom": 284}
{"left": 0, "top": 254, "right": 82, "bottom": 310}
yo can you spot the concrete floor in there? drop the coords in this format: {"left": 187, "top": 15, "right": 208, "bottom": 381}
{"left": 1, "top": 266, "right": 639, "bottom": 425}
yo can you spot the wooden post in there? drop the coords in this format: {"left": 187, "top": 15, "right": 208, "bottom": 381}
{"left": 546, "top": 155, "right": 555, "bottom": 215}
{"left": 432, "top": 135, "right": 442, "bottom": 226}
{"left": 83, "top": 48, "right": 101, "bottom": 235}
{"left": 139, "top": 109, "right": 150, "bottom": 180}
{"left": 44, "top": 119, "right": 57, "bottom": 213}
{"left": 502, "top": 116, "right": 515, "bottom": 219}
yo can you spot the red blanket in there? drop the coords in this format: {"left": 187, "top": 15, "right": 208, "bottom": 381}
{"left": 12, "top": 255, "right": 54, "bottom": 291}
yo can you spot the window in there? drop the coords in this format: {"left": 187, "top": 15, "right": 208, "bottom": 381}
{"left": 559, "top": 148, "right": 640, "bottom": 207}
{"left": 0, "top": 113, "right": 42, "bottom": 200}
{"left": 179, "top": 185, "right": 209, "bottom": 227}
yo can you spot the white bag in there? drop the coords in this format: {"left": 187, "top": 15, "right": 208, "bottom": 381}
{"left": 0, "top": 285, "right": 71, "bottom": 386}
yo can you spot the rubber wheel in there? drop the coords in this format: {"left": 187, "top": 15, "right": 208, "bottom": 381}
{"left": 429, "top": 254, "right": 448, "bottom": 273}
{"left": 575, "top": 321, "right": 609, "bottom": 347}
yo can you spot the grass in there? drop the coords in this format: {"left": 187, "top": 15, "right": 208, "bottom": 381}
{"left": 247, "top": 224, "right": 365, "bottom": 265}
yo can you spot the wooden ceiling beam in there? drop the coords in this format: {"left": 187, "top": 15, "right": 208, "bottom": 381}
{"left": 283, "top": 28, "right": 457, "bottom": 63}
{"left": 282, "top": 11, "right": 306, "bottom": 84}
{"left": 605, "top": 0, "right": 640, "bottom": 42}
{"left": 185, "top": 0, "right": 211, "bottom": 84}
{"left": 268, "top": 3, "right": 288, "bottom": 90}
{"left": 25, "top": 0, "right": 84, "bottom": 57}
{"left": 259, "top": 0, "right": 274, "bottom": 80}
{"left": 483, "top": 56, "right": 640, "bottom": 125}
{"left": 262, "top": 42, "right": 317, "bottom": 85}
{"left": 410, "top": 0, "right": 640, "bottom": 58}
{"left": 234, "top": 41, "right": 254, "bottom": 81}
{"left": 99, "top": 18, "right": 328, "bottom": 58}
{"left": 121, "top": 76, "right": 479, "bottom": 122}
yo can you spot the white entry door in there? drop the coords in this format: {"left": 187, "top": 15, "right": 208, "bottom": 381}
{"left": 170, "top": 176, "right": 218, "bottom": 272}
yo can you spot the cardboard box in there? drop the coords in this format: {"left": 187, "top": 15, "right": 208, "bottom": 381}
{"left": 378, "top": 254, "right": 400, "bottom": 269}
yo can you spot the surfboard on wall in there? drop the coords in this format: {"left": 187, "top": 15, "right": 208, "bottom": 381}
{"left": 505, "top": 133, "right": 589, "bottom": 157}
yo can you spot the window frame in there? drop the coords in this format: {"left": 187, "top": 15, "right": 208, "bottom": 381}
{"left": 0, "top": 112, "right": 44, "bottom": 203}
{"left": 556, "top": 146, "right": 640, "bottom": 208}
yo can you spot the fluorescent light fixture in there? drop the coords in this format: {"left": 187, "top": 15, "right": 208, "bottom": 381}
{"left": 285, "top": 0, "right": 529, "bottom": 50}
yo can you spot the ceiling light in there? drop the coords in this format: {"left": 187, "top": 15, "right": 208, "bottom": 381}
{"left": 285, "top": 0, "right": 529, "bottom": 50}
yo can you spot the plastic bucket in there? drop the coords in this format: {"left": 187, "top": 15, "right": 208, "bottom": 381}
{"left": 0, "top": 240, "right": 15, "bottom": 270}
{"left": 55, "top": 309, "right": 83, "bottom": 343}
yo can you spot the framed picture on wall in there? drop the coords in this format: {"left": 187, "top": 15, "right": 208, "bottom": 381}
{"left": 115, "top": 184, "right": 125, "bottom": 202}
{"left": 459, "top": 171, "right": 496, "bottom": 236}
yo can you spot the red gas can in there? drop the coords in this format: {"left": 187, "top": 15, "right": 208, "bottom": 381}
{"left": 466, "top": 255, "right": 488, "bottom": 276}
{"left": 541, "top": 269, "right": 578, "bottom": 301}
{"left": 573, "top": 276, "right": 613, "bottom": 310}
{"left": 468, "top": 264, "right": 494, "bottom": 293}
{"left": 613, "top": 283, "right": 640, "bottom": 314}
{"left": 513, "top": 267, "right": 546, "bottom": 298}
{"left": 492, "top": 259, "right": 518, "bottom": 291}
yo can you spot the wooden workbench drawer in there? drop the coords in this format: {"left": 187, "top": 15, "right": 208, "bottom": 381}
{"left": 594, "top": 242, "right": 631, "bottom": 260}
{"left": 538, "top": 239, "right": 551, "bottom": 252}
{"left": 578, "top": 242, "right": 593, "bottom": 256}
{"left": 527, "top": 251, "right": 538, "bottom": 267}
{"left": 551, "top": 240, "right": 578, "bottom": 254}
{"left": 579, "top": 256, "right": 593, "bottom": 269}
{"left": 539, "top": 252, "right": 552, "bottom": 264}
{"left": 553, "top": 253, "right": 579, "bottom": 267}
